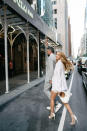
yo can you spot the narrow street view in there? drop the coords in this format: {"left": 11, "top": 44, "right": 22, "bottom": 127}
{"left": 0, "top": 0, "right": 87, "bottom": 131}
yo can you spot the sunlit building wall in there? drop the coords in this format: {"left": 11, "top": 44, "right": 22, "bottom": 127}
{"left": 52, "top": 0, "right": 69, "bottom": 56}
{"left": 80, "top": 35, "right": 85, "bottom": 56}
{"left": 68, "top": 18, "right": 72, "bottom": 57}
{"left": 84, "top": 0, "right": 87, "bottom": 54}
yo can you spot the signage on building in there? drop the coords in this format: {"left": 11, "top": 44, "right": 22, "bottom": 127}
{"left": 13, "top": 0, "right": 33, "bottom": 18}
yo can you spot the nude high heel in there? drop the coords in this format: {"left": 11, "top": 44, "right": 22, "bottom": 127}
{"left": 70, "top": 115, "right": 78, "bottom": 125}
{"left": 49, "top": 113, "right": 55, "bottom": 120}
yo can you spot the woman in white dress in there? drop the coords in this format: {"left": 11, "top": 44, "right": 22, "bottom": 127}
{"left": 49, "top": 52, "right": 77, "bottom": 125}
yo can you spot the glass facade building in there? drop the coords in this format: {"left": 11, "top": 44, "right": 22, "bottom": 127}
{"left": 37, "top": 0, "right": 53, "bottom": 28}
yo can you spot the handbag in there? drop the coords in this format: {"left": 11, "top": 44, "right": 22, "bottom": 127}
{"left": 58, "top": 90, "right": 72, "bottom": 103}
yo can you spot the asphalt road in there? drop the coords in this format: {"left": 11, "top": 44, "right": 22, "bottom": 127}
{"left": 0, "top": 67, "right": 87, "bottom": 131}
{"left": 63, "top": 67, "right": 87, "bottom": 131}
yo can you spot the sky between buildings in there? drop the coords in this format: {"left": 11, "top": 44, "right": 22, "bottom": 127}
{"left": 68, "top": 0, "right": 86, "bottom": 57}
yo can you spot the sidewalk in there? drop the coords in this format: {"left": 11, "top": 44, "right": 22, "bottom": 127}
{"left": 0, "top": 76, "right": 45, "bottom": 108}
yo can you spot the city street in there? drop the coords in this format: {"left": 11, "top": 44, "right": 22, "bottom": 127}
{"left": 0, "top": 67, "right": 87, "bottom": 131}
{"left": 0, "top": 0, "right": 87, "bottom": 131}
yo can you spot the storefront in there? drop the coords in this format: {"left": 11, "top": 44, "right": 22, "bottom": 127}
{"left": 0, "top": 0, "right": 60, "bottom": 95}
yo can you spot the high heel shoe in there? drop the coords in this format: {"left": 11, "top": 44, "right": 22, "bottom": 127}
{"left": 49, "top": 113, "right": 55, "bottom": 120}
{"left": 70, "top": 115, "right": 78, "bottom": 125}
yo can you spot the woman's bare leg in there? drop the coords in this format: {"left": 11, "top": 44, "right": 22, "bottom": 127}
{"left": 50, "top": 91, "right": 57, "bottom": 113}
{"left": 63, "top": 103, "right": 75, "bottom": 123}
{"left": 63, "top": 103, "right": 73, "bottom": 116}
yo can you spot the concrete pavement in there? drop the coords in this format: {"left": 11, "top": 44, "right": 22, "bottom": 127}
{"left": 0, "top": 73, "right": 71, "bottom": 131}
{"left": 0, "top": 67, "right": 87, "bottom": 131}
{"left": 63, "top": 67, "right": 87, "bottom": 131}
{"left": 0, "top": 76, "right": 45, "bottom": 108}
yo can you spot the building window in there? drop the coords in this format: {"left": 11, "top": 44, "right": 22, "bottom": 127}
{"left": 54, "top": 18, "right": 57, "bottom": 29}
{"left": 52, "top": 1, "right": 57, "bottom": 5}
{"left": 54, "top": 9, "right": 57, "bottom": 14}
{"left": 27, "top": 0, "right": 33, "bottom": 5}
{"left": 54, "top": 1, "right": 57, "bottom": 4}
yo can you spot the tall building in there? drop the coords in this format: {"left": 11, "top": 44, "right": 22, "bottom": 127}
{"left": 37, "top": 0, "right": 53, "bottom": 28}
{"left": 65, "top": 0, "right": 69, "bottom": 57}
{"left": 79, "top": 0, "right": 87, "bottom": 57}
{"left": 52, "top": 0, "right": 69, "bottom": 56}
{"left": 27, "top": 0, "right": 37, "bottom": 10}
{"left": 68, "top": 18, "right": 71, "bottom": 57}
{"left": 78, "top": 35, "right": 85, "bottom": 56}
{"left": 84, "top": 0, "right": 87, "bottom": 54}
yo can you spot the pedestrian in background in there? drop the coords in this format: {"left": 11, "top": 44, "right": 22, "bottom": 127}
{"left": 49, "top": 52, "right": 78, "bottom": 126}
{"left": 44, "top": 46, "right": 62, "bottom": 111}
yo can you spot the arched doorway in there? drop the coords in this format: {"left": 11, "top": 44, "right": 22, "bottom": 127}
{"left": 8, "top": 33, "right": 27, "bottom": 90}
{"left": 29, "top": 35, "right": 38, "bottom": 81}
{"left": 0, "top": 23, "right": 6, "bottom": 95}
{"left": 13, "top": 33, "right": 27, "bottom": 75}
{"left": 0, "top": 37, "right": 5, "bottom": 95}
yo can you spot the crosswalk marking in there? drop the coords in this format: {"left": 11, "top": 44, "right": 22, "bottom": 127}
{"left": 57, "top": 69, "right": 75, "bottom": 131}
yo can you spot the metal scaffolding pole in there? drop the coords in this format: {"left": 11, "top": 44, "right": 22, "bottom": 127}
{"left": 4, "top": 7, "right": 9, "bottom": 93}
{"left": 44, "top": 37, "right": 48, "bottom": 75}
{"left": 45, "top": 37, "right": 48, "bottom": 60}
{"left": 37, "top": 31, "right": 40, "bottom": 78}
{"left": 27, "top": 33, "right": 30, "bottom": 83}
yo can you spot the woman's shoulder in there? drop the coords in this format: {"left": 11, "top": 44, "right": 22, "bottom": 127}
{"left": 57, "top": 60, "right": 63, "bottom": 65}
{"left": 56, "top": 60, "right": 64, "bottom": 68}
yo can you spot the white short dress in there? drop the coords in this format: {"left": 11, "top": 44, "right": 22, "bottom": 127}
{"left": 52, "top": 60, "right": 68, "bottom": 93}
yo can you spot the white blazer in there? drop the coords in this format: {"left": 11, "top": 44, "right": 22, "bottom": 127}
{"left": 52, "top": 60, "right": 68, "bottom": 92}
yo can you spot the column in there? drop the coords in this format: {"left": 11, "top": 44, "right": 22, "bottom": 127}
{"left": 37, "top": 31, "right": 40, "bottom": 78}
{"left": 26, "top": 33, "right": 30, "bottom": 83}
{"left": 4, "top": 7, "right": 9, "bottom": 93}
{"left": 45, "top": 37, "right": 48, "bottom": 65}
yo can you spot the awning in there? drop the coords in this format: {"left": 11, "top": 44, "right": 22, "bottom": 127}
{"left": 2, "top": 0, "right": 57, "bottom": 43}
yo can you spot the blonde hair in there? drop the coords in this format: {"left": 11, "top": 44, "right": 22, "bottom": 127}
{"left": 57, "top": 52, "right": 73, "bottom": 71}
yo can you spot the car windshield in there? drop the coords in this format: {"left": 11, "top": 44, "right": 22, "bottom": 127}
{"left": 81, "top": 57, "right": 87, "bottom": 64}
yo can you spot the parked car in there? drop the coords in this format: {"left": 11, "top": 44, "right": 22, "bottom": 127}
{"left": 81, "top": 57, "right": 87, "bottom": 69}
{"left": 72, "top": 59, "right": 76, "bottom": 65}
{"left": 77, "top": 59, "right": 82, "bottom": 74}
{"left": 82, "top": 60, "right": 87, "bottom": 90}
{"left": 77, "top": 57, "right": 87, "bottom": 75}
